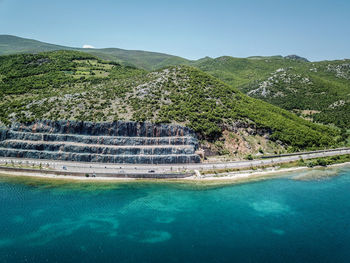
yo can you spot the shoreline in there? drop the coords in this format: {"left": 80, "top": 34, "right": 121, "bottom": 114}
{"left": 1, "top": 161, "right": 349, "bottom": 185}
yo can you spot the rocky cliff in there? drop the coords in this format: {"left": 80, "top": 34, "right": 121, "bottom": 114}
{"left": 0, "top": 120, "right": 200, "bottom": 164}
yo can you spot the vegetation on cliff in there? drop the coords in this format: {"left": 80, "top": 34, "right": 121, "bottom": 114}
{"left": 2, "top": 35, "right": 349, "bottom": 131}
{"left": 0, "top": 50, "right": 344, "bottom": 156}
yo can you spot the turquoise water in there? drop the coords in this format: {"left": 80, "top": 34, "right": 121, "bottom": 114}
{"left": 1, "top": 167, "right": 350, "bottom": 263}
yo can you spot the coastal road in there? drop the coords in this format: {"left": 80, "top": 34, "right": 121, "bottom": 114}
{"left": 0, "top": 148, "right": 349, "bottom": 176}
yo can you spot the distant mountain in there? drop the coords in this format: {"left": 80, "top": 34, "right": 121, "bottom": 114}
{"left": 86, "top": 48, "right": 190, "bottom": 70}
{"left": 284, "top": 54, "right": 309, "bottom": 62}
{"left": 1, "top": 35, "right": 349, "bottom": 130}
{"left": 0, "top": 35, "right": 190, "bottom": 70}
{"left": 0, "top": 35, "right": 72, "bottom": 54}
{"left": 0, "top": 50, "right": 343, "bottom": 156}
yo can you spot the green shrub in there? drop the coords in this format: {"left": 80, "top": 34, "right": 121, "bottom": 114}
{"left": 246, "top": 154, "right": 253, "bottom": 160}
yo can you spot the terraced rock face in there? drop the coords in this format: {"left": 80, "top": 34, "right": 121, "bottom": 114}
{"left": 0, "top": 120, "right": 200, "bottom": 164}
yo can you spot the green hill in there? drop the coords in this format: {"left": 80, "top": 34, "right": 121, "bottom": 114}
{"left": 0, "top": 35, "right": 190, "bottom": 71}
{"left": 192, "top": 56, "right": 350, "bottom": 129}
{"left": 0, "top": 35, "right": 70, "bottom": 54}
{"left": 0, "top": 51, "right": 344, "bottom": 157}
{"left": 1, "top": 35, "right": 349, "bottom": 139}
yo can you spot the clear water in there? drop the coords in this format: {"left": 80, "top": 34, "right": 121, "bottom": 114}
{"left": 1, "top": 167, "right": 350, "bottom": 263}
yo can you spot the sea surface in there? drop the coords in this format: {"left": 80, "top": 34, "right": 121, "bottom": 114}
{"left": 0, "top": 166, "right": 350, "bottom": 263}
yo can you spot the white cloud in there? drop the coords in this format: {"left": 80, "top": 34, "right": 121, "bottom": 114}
{"left": 83, "top": 44, "right": 95, "bottom": 49}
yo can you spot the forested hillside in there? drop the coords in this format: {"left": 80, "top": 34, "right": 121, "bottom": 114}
{"left": 192, "top": 56, "right": 350, "bottom": 129}
{"left": 0, "top": 51, "right": 345, "bottom": 157}
{"left": 2, "top": 35, "right": 349, "bottom": 131}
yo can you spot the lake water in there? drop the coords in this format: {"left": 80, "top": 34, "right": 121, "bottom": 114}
{"left": 1, "top": 166, "right": 350, "bottom": 263}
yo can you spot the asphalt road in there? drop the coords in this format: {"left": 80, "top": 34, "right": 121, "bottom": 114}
{"left": 0, "top": 148, "right": 349, "bottom": 175}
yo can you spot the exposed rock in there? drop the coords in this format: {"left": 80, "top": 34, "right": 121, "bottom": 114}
{"left": 247, "top": 68, "right": 312, "bottom": 98}
{"left": 328, "top": 100, "right": 346, "bottom": 109}
{"left": 326, "top": 63, "right": 350, "bottom": 80}
{"left": 0, "top": 120, "right": 200, "bottom": 164}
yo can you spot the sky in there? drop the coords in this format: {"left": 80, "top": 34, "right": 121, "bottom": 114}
{"left": 0, "top": 0, "right": 349, "bottom": 61}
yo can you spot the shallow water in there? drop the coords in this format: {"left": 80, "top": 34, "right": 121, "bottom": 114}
{"left": 1, "top": 166, "right": 350, "bottom": 263}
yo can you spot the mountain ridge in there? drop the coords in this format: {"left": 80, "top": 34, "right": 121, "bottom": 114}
{"left": 1, "top": 35, "right": 349, "bottom": 137}
{"left": 0, "top": 35, "right": 318, "bottom": 69}
{"left": 0, "top": 35, "right": 191, "bottom": 70}
{"left": 0, "top": 50, "right": 344, "bottom": 158}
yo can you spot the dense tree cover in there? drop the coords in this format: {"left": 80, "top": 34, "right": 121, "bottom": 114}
{"left": 191, "top": 56, "right": 297, "bottom": 88}
{"left": 0, "top": 51, "right": 106, "bottom": 94}
{"left": 152, "top": 67, "right": 340, "bottom": 150}
{"left": 2, "top": 36, "right": 349, "bottom": 130}
{"left": 192, "top": 56, "right": 350, "bottom": 129}
{"left": 0, "top": 51, "right": 344, "bottom": 152}
{"left": 0, "top": 51, "right": 145, "bottom": 124}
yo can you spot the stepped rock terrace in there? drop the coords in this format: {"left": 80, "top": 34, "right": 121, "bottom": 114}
{"left": 0, "top": 120, "right": 201, "bottom": 164}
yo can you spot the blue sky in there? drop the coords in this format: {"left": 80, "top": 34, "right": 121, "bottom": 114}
{"left": 0, "top": 0, "right": 349, "bottom": 61}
